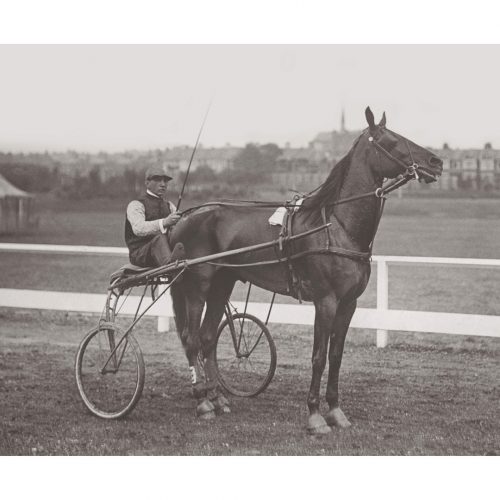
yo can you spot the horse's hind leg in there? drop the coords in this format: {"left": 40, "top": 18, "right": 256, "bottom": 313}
{"left": 307, "top": 294, "right": 338, "bottom": 435}
{"left": 324, "top": 299, "right": 356, "bottom": 428}
{"left": 176, "top": 280, "right": 216, "bottom": 419}
{"left": 198, "top": 271, "right": 235, "bottom": 415}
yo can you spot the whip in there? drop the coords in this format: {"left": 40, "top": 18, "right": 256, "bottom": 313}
{"left": 176, "top": 99, "right": 213, "bottom": 211}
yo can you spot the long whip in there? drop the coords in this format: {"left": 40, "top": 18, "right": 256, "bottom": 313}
{"left": 176, "top": 100, "right": 212, "bottom": 211}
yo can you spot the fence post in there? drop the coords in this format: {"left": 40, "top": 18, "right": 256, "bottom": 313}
{"left": 376, "top": 258, "right": 389, "bottom": 348}
{"left": 157, "top": 285, "right": 173, "bottom": 333}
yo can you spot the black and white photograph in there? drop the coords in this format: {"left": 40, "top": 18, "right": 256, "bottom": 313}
{"left": 0, "top": 2, "right": 498, "bottom": 498}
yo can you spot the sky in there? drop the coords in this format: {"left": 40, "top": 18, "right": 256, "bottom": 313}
{"left": 1, "top": 44, "right": 500, "bottom": 152}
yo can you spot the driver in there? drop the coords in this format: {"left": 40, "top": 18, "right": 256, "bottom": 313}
{"left": 125, "top": 164, "right": 185, "bottom": 268}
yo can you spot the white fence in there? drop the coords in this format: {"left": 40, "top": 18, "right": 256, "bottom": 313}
{"left": 1, "top": 243, "right": 500, "bottom": 348}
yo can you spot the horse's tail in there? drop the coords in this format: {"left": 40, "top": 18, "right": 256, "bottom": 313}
{"left": 170, "top": 282, "right": 186, "bottom": 339}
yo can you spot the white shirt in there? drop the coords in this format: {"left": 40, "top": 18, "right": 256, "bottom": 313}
{"left": 126, "top": 190, "right": 176, "bottom": 237}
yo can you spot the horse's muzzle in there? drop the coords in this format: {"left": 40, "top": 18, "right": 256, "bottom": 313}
{"left": 429, "top": 155, "right": 443, "bottom": 169}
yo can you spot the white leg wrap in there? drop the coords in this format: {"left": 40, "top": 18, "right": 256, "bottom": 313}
{"left": 189, "top": 366, "right": 197, "bottom": 384}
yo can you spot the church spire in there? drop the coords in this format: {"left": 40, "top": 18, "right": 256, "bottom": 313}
{"left": 340, "top": 107, "right": 346, "bottom": 132}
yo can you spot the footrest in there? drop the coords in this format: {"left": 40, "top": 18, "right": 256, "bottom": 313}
{"left": 110, "top": 264, "right": 154, "bottom": 283}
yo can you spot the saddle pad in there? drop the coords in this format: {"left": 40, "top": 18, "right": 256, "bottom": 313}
{"left": 268, "top": 207, "right": 287, "bottom": 226}
{"left": 268, "top": 198, "right": 304, "bottom": 226}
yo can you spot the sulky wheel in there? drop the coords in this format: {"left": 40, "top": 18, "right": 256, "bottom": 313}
{"left": 75, "top": 322, "right": 145, "bottom": 419}
{"left": 215, "top": 313, "right": 277, "bottom": 397}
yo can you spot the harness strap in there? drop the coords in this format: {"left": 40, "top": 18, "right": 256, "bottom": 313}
{"left": 277, "top": 206, "right": 303, "bottom": 300}
{"left": 321, "top": 206, "right": 330, "bottom": 250}
{"left": 369, "top": 196, "right": 386, "bottom": 254}
{"left": 277, "top": 210, "right": 289, "bottom": 288}
{"left": 369, "top": 134, "right": 437, "bottom": 182}
{"left": 378, "top": 174, "right": 412, "bottom": 195}
{"left": 369, "top": 136, "right": 412, "bottom": 172}
{"left": 286, "top": 209, "right": 303, "bottom": 302}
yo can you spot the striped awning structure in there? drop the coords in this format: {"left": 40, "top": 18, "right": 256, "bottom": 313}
{"left": 0, "top": 174, "right": 31, "bottom": 198}
{"left": 0, "top": 174, "right": 36, "bottom": 234}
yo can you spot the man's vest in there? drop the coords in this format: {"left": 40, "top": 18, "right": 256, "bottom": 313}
{"left": 124, "top": 193, "right": 172, "bottom": 255}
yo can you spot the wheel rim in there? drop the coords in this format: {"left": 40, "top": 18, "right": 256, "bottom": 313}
{"left": 216, "top": 314, "right": 275, "bottom": 397}
{"left": 76, "top": 324, "right": 144, "bottom": 418}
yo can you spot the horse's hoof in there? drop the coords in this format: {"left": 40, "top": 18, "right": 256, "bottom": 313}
{"left": 199, "top": 410, "right": 216, "bottom": 420}
{"left": 212, "top": 395, "right": 231, "bottom": 415}
{"left": 325, "top": 407, "right": 352, "bottom": 428}
{"left": 307, "top": 413, "right": 332, "bottom": 435}
{"left": 214, "top": 401, "right": 231, "bottom": 415}
{"left": 196, "top": 399, "right": 216, "bottom": 419}
{"left": 215, "top": 404, "right": 231, "bottom": 416}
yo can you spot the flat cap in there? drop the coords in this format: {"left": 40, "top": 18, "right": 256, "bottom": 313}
{"left": 145, "top": 164, "right": 173, "bottom": 181}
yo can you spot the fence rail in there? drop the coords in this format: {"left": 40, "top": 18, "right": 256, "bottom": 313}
{"left": 1, "top": 243, "right": 500, "bottom": 347}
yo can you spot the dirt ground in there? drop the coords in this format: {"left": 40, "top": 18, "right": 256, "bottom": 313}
{"left": 0, "top": 308, "right": 498, "bottom": 456}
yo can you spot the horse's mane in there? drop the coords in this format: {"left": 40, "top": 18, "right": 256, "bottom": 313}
{"left": 300, "top": 135, "right": 362, "bottom": 221}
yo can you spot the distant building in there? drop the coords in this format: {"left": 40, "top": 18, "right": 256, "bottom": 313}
{"left": 428, "top": 143, "right": 500, "bottom": 191}
{"left": 277, "top": 111, "right": 500, "bottom": 193}
{"left": 309, "top": 109, "right": 362, "bottom": 162}
{"left": 3, "top": 111, "right": 500, "bottom": 194}
{"left": 272, "top": 147, "right": 330, "bottom": 192}
{"left": 161, "top": 146, "right": 240, "bottom": 179}
{"left": 274, "top": 111, "right": 362, "bottom": 192}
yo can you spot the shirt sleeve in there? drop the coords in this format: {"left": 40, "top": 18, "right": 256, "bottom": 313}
{"left": 160, "top": 202, "right": 177, "bottom": 233}
{"left": 126, "top": 200, "right": 163, "bottom": 237}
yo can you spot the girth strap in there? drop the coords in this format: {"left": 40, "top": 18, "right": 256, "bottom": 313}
{"left": 278, "top": 207, "right": 303, "bottom": 301}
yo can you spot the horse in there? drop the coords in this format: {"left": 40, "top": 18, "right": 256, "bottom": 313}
{"left": 169, "top": 107, "right": 443, "bottom": 434}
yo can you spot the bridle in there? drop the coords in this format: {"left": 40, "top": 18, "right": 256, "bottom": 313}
{"left": 368, "top": 129, "right": 437, "bottom": 183}
{"left": 319, "top": 129, "right": 439, "bottom": 256}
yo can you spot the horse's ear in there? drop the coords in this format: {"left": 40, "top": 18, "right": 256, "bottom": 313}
{"left": 365, "top": 106, "right": 376, "bottom": 132}
{"left": 379, "top": 112, "right": 386, "bottom": 127}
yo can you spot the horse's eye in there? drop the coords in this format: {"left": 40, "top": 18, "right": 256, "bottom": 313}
{"left": 379, "top": 135, "right": 398, "bottom": 151}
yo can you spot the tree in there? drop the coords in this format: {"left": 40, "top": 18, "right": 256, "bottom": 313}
{"left": 260, "top": 143, "right": 282, "bottom": 171}
{"left": 230, "top": 143, "right": 281, "bottom": 184}
{"left": 191, "top": 165, "right": 217, "bottom": 183}
{"left": 88, "top": 166, "right": 102, "bottom": 193}
{"left": 233, "top": 144, "right": 263, "bottom": 174}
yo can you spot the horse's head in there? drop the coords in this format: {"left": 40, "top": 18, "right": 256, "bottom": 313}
{"left": 364, "top": 107, "right": 443, "bottom": 183}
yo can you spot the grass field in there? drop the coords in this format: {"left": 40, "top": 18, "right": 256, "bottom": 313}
{"left": 0, "top": 195, "right": 499, "bottom": 455}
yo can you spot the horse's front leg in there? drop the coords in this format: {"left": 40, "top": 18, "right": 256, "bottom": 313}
{"left": 307, "top": 294, "right": 338, "bottom": 435}
{"left": 324, "top": 299, "right": 357, "bottom": 428}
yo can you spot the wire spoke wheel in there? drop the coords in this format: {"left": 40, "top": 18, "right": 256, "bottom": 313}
{"left": 75, "top": 322, "right": 145, "bottom": 419}
{"left": 215, "top": 313, "right": 276, "bottom": 397}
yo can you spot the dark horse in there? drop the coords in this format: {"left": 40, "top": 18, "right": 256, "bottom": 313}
{"left": 169, "top": 108, "right": 443, "bottom": 434}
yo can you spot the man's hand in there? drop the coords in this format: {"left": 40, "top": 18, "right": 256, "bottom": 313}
{"left": 162, "top": 213, "right": 181, "bottom": 228}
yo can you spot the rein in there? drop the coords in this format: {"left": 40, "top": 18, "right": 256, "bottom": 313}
{"left": 179, "top": 172, "right": 411, "bottom": 214}
{"left": 178, "top": 132, "right": 419, "bottom": 217}
{"left": 201, "top": 175, "right": 409, "bottom": 270}
{"left": 177, "top": 131, "right": 425, "bottom": 273}
{"left": 178, "top": 174, "right": 410, "bottom": 217}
